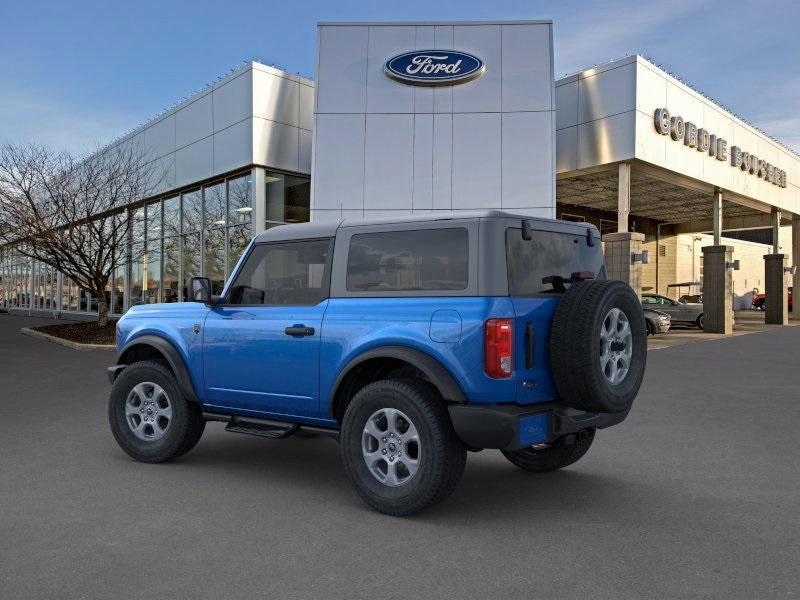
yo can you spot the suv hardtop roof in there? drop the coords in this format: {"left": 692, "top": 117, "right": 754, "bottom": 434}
{"left": 253, "top": 210, "right": 598, "bottom": 243}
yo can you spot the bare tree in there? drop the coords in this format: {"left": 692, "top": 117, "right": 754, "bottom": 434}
{"left": 0, "top": 142, "right": 163, "bottom": 325}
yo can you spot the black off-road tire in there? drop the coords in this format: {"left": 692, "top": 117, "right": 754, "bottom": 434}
{"left": 502, "top": 429, "right": 595, "bottom": 473}
{"left": 550, "top": 280, "right": 647, "bottom": 413}
{"left": 108, "top": 360, "right": 205, "bottom": 463}
{"left": 340, "top": 379, "right": 467, "bottom": 516}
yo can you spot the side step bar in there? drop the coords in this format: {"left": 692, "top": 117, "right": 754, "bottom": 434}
{"left": 203, "top": 412, "right": 339, "bottom": 441}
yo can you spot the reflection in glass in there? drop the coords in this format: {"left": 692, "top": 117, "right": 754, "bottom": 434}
{"left": 69, "top": 280, "right": 79, "bottom": 311}
{"left": 144, "top": 241, "right": 161, "bottom": 304}
{"left": 265, "top": 172, "right": 310, "bottom": 226}
{"left": 182, "top": 189, "right": 202, "bottom": 233}
{"left": 130, "top": 242, "right": 144, "bottom": 306}
{"left": 228, "top": 175, "right": 252, "bottom": 225}
{"left": 265, "top": 174, "right": 284, "bottom": 223}
{"left": 163, "top": 237, "right": 179, "bottom": 303}
{"left": 146, "top": 201, "right": 161, "bottom": 240}
{"left": 113, "top": 264, "right": 125, "bottom": 313}
{"left": 61, "top": 276, "right": 69, "bottom": 311}
{"left": 181, "top": 233, "right": 201, "bottom": 300}
{"left": 204, "top": 182, "right": 226, "bottom": 228}
{"left": 131, "top": 208, "right": 145, "bottom": 243}
{"left": 228, "top": 224, "right": 250, "bottom": 274}
{"left": 204, "top": 227, "right": 225, "bottom": 294}
{"left": 284, "top": 175, "right": 311, "bottom": 223}
{"left": 163, "top": 196, "right": 180, "bottom": 237}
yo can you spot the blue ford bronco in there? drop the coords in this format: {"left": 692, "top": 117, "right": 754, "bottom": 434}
{"left": 108, "top": 211, "right": 646, "bottom": 515}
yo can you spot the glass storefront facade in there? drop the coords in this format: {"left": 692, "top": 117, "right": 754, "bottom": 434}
{"left": 0, "top": 168, "right": 310, "bottom": 316}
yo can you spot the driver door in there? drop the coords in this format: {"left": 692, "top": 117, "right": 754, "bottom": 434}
{"left": 202, "top": 238, "right": 333, "bottom": 419}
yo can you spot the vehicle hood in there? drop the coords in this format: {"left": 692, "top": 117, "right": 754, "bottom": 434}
{"left": 121, "top": 302, "right": 207, "bottom": 319}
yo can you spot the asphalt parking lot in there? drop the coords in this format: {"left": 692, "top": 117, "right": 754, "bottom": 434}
{"left": 1, "top": 313, "right": 799, "bottom": 599}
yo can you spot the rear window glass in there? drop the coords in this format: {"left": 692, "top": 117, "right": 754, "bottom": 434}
{"left": 347, "top": 228, "right": 468, "bottom": 292}
{"left": 506, "top": 228, "right": 604, "bottom": 295}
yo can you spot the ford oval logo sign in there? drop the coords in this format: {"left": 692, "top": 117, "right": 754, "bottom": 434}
{"left": 384, "top": 50, "right": 485, "bottom": 86}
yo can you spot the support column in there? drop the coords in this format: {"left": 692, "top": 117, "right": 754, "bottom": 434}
{"left": 764, "top": 253, "right": 788, "bottom": 325}
{"left": 252, "top": 166, "right": 267, "bottom": 236}
{"left": 712, "top": 189, "right": 723, "bottom": 246}
{"left": 617, "top": 162, "right": 631, "bottom": 233}
{"left": 792, "top": 216, "right": 800, "bottom": 321}
{"left": 602, "top": 231, "right": 645, "bottom": 297}
{"left": 771, "top": 208, "right": 781, "bottom": 254}
{"left": 701, "top": 245, "right": 734, "bottom": 334}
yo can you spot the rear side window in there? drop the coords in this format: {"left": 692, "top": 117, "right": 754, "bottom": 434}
{"left": 506, "top": 228, "right": 604, "bottom": 295}
{"left": 346, "top": 228, "right": 468, "bottom": 292}
{"left": 227, "top": 239, "right": 331, "bottom": 305}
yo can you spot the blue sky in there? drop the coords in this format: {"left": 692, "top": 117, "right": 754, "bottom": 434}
{"left": 1, "top": 0, "right": 798, "bottom": 154}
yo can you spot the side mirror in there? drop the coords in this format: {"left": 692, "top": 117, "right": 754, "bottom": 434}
{"left": 189, "top": 277, "right": 212, "bottom": 303}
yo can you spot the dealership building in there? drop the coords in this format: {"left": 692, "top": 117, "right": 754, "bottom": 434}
{"left": 2, "top": 20, "right": 799, "bottom": 330}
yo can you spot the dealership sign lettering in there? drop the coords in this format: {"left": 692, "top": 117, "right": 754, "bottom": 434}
{"left": 654, "top": 108, "right": 787, "bottom": 188}
{"left": 384, "top": 50, "right": 484, "bottom": 86}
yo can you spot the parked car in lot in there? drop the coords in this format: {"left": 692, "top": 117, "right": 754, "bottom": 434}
{"left": 107, "top": 211, "right": 647, "bottom": 516}
{"left": 752, "top": 287, "right": 792, "bottom": 311}
{"left": 643, "top": 308, "right": 671, "bottom": 335}
{"left": 641, "top": 293, "right": 705, "bottom": 329}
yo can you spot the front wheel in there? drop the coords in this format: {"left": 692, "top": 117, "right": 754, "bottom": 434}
{"left": 340, "top": 379, "right": 466, "bottom": 516}
{"left": 108, "top": 360, "right": 205, "bottom": 463}
{"left": 502, "top": 429, "right": 596, "bottom": 473}
{"left": 696, "top": 314, "right": 705, "bottom": 330}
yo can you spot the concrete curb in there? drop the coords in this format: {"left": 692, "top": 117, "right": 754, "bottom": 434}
{"left": 20, "top": 327, "right": 116, "bottom": 352}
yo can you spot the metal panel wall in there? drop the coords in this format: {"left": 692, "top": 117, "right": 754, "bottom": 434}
{"left": 633, "top": 57, "right": 799, "bottom": 214}
{"left": 312, "top": 21, "right": 556, "bottom": 221}
{"left": 555, "top": 55, "right": 800, "bottom": 216}
{"left": 88, "top": 62, "right": 313, "bottom": 198}
{"left": 554, "top": 59, "right": 638, "bottom": 177}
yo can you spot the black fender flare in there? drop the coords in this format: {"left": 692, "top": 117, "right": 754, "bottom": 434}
{"left": 329, "top": 345, "right": 467, "bottom": 415}
{"left": 117, "top": 335, "right": 200, "bottom": 403}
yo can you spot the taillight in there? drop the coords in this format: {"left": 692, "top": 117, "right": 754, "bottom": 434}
{"left": 485, "top": 318, "right": 513, "bottom": 378}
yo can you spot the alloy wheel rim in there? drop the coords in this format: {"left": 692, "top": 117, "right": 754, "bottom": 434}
{"left": 125, "top": 382, "right": 172, "bottom": 441}
{"left": 361, "top": 407, "right": 421, "bottom": 487}
{"left": 599, "top": 308, "right": 633, "bottom": 385}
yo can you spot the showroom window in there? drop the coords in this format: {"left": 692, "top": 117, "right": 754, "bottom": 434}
{"left": 266, "top": 172, "right": 310, "bottom": 229}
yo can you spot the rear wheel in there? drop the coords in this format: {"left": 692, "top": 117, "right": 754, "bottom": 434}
{"left": 340, "top": 379, "right": 466, "bottom": 516}
{"left": 502, "top": 429, "right": 595, "bottom": 473}
{"left": 108, "top": 360, "right": 205, "bottom": 463}
{"left": 696, "top": 314, "right": 705, "bottom": 329}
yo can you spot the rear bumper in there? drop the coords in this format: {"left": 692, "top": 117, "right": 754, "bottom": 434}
{"left": 448, "top": 402, "right": 629, "bottom": 451}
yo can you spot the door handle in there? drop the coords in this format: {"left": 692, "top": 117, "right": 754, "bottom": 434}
{"left": 284, "top": 325, "right": 315, "bottom": 337}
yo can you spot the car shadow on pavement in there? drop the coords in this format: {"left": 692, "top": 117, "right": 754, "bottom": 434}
{"left": 111, "top": 427, "right": 666, "bottom": 526}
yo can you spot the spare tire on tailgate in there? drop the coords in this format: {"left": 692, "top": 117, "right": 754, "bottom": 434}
{"left": 550, "top": 280, "right": 646, "bottom": 414}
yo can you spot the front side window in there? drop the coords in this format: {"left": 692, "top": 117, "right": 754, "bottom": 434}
{"left": 228, "top": 239, "right": 331, "bottom": 306}
{"left": 346, "top": 228, "right": 468, "bottom": 292}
